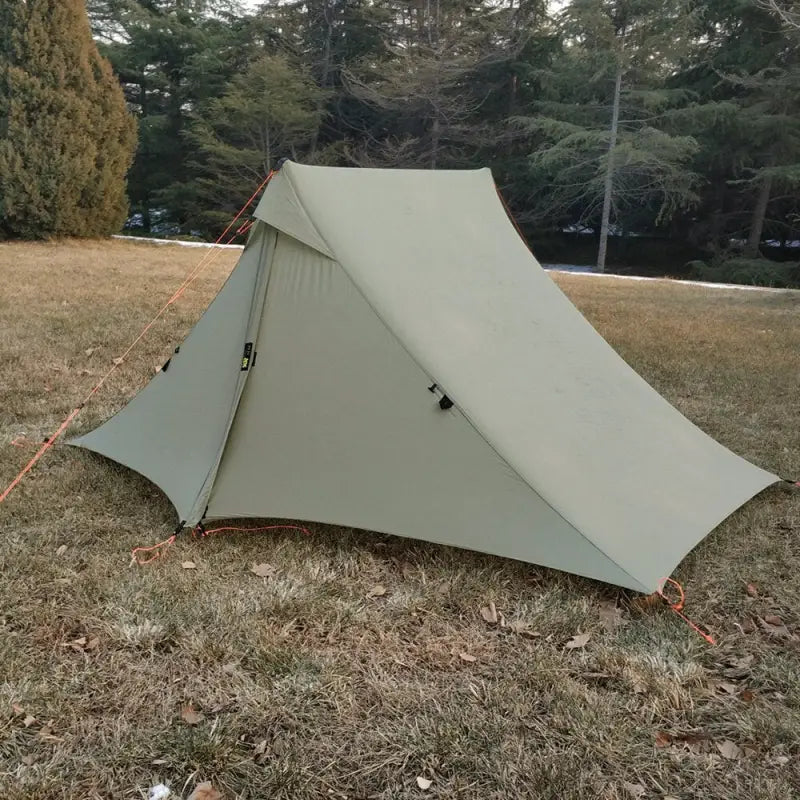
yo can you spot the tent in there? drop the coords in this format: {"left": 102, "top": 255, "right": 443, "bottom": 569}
{"left": 70, "top": 162, "right": 779, "bottom": 593}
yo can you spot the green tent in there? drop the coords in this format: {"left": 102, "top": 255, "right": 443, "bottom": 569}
{"left": 71, "top": 162, "right": 779, "bottom": 592}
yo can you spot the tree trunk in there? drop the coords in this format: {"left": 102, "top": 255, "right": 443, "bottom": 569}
{"left": 597, "top": 65, "right": 622, "bottom": 273}
{"left": 745, "top": 173, "right": 773, "bottom": 257}
{"left": 430, "top": 114, "right": 439, "bottom": 169}
{"left": 709, "top": 174, "right": 726, "bottom": 254}
{"left": 430, "top": 56, "right": 440, "bottom": 169}
{"left": 309, "top": 0, "right": 334, "bottom": 159}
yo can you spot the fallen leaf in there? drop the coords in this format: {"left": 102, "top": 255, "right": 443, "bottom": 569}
{"left": 655, "top": 730, "right": 672, "bottom": 748}
{"left": 181, "top": 705, "right": 204, "bottom": 726}
{"left": 678, "top": 734, "right": 708, "bottom": 755}
{"left": 724, "top": 653, "right": 755, "bottom": 676}
{"left": 740, "top": 689, "right": 755, "bottom": 703}
{"left": 182, "top": 561, "right": 197, "bottom": 570}
{"left": 770, "top": 754, "right": 790, "bottom": 766}
{"left": 151, "top": 758, "right": 169, "bottom": 765}
{"left": 254, "top": 739, "right": 268, "bottom": 756}
{"left": 84, "top": 347, "right": 95, "bottom": 356}
{"left": 209, "top": 698, "right": 237, "bottom": 714}
{"left": 582, "top": 671, "right": 613, "bottom": 682}
{"left": 12, "top": 703, "right": 24, "bottom": 716}
{"left": 250, "top": 562, "right": 275, "bottom": 578}
{"left": 62, "top": 636, "right": 93, "bottom": 652}
{"left": 623, "top": 782, "right": 646, "bottom": 798}
{"left": 759, "top": 616, "right": 793, "bottom": 638}
{"left": 85, "top": 637, "right": 100, "bottom": 651}
{"left": 716, "top": 740, "right": 742, "bottom": 760}
{"left": 480, "top": 601, "right": 498, "bottom": 624}
{"left": 507, "top": 619, "right": 539, "bottom": 638}
{"left": 565, "top": 632, "right": 591, "bottom": 650}
{"left": 23, "top": 714, "right": 36, "bottom": 727}
{"left": 598, "top": 600, "right": 624, "bottom": 631}
{"left": 56, "top": 544, "right": 67, "bottom": 556}
{"left": 716, "top": 682, "right": 738, "bottom": 695}
{"left": 459, "top": 652, "right": 477, "bottom": 663}
{"left": 416, "top": 776, "right": 433, "bottom": 790}
{"left": 745, "top": 583, "right": 758, "bottom": 597}
{"left": 367, "top": 584, "right": 386, "bottom": 598}
{"left": 187, "top": 783, "right": 222, "bottom": 800}
{"left": 740, "top": 618, "right": 757, "bottom": 634}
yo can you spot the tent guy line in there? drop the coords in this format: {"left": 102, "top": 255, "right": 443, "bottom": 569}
{"left": 0, "top": 172, "right": 274, "bottom": 508}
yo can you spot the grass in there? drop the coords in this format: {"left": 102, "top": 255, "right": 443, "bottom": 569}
{"left": 1, "top": 239, "right": 799, "bottom": 799}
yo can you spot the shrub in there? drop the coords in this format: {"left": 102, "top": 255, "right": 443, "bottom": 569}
{"left": 688, "top": 257, "right": 800, "bottom": 289}
{"left": 0, "top": 0, "right": 137, "bottom": 239}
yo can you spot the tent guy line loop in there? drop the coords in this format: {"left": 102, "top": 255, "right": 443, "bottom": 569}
{"left": 0, "top": 171, "right": 274, "bottom": 509}
{"left": 130, "top": 523, "right": 312, "bottom": 566}
{"left": 657, "top": 577, "right": 716, "bottom": 645}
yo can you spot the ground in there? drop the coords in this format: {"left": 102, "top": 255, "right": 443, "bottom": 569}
{"left": 0, "top": 239, "right": 799, "bottom": 800}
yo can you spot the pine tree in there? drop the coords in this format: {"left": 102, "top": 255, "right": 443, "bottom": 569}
{"left": 184, "top": 53, "right": 326, "bottom": 234}
{"left": 512, "top": 0, "right": 702, "bottom": 270}
{"left": 0, "top": 0, "right": 137, "bottom": 239}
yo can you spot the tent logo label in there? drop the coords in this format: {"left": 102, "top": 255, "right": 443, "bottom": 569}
{"left": 241, "top": 342, "right": 253, "bottom": 371}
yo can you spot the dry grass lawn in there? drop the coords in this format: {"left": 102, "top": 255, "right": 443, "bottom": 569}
{"left": 1, "top": 239, "right": 799, "bottom": 799}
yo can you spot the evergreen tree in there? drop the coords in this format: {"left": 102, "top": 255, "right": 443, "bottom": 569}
{"left": 341, "top": 0, "right": 519, "bottom": 169}
{"left": 0, "top": 0, "right": 137, "bottom": 239}
{"left": 184, "top": 53, "right": 325, "bottom": 233}
{"left": 78, "top": 0, "right": 800, "bottom": 272}
{"left": 669, "top": 0, "right": 800, "bottom": 258}
{"left": 90, "top": 1, "right": 245, "bottom": 232}
{"left": 512, "top": 0, "right": 701, "bottom": 270}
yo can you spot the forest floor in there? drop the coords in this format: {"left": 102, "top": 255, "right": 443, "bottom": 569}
{"left": 1, "top": 239, "right": 799, "bottom": 800}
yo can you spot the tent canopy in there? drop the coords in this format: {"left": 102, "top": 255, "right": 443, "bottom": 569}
{"left": 70, "top": 162, "right": 778, "bottom": 593}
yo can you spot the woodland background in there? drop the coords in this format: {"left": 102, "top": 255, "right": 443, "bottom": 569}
{"left": 4, "top": 0, "right": 800, "bottom": 282}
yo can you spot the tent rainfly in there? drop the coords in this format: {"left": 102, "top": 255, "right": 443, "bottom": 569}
{"left": 70, "top": 162, "right": 780, "bottom": 593}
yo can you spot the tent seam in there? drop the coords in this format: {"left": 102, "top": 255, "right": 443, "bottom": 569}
{"left": 185, "top": 225, "right": 279, "bottom": 524}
